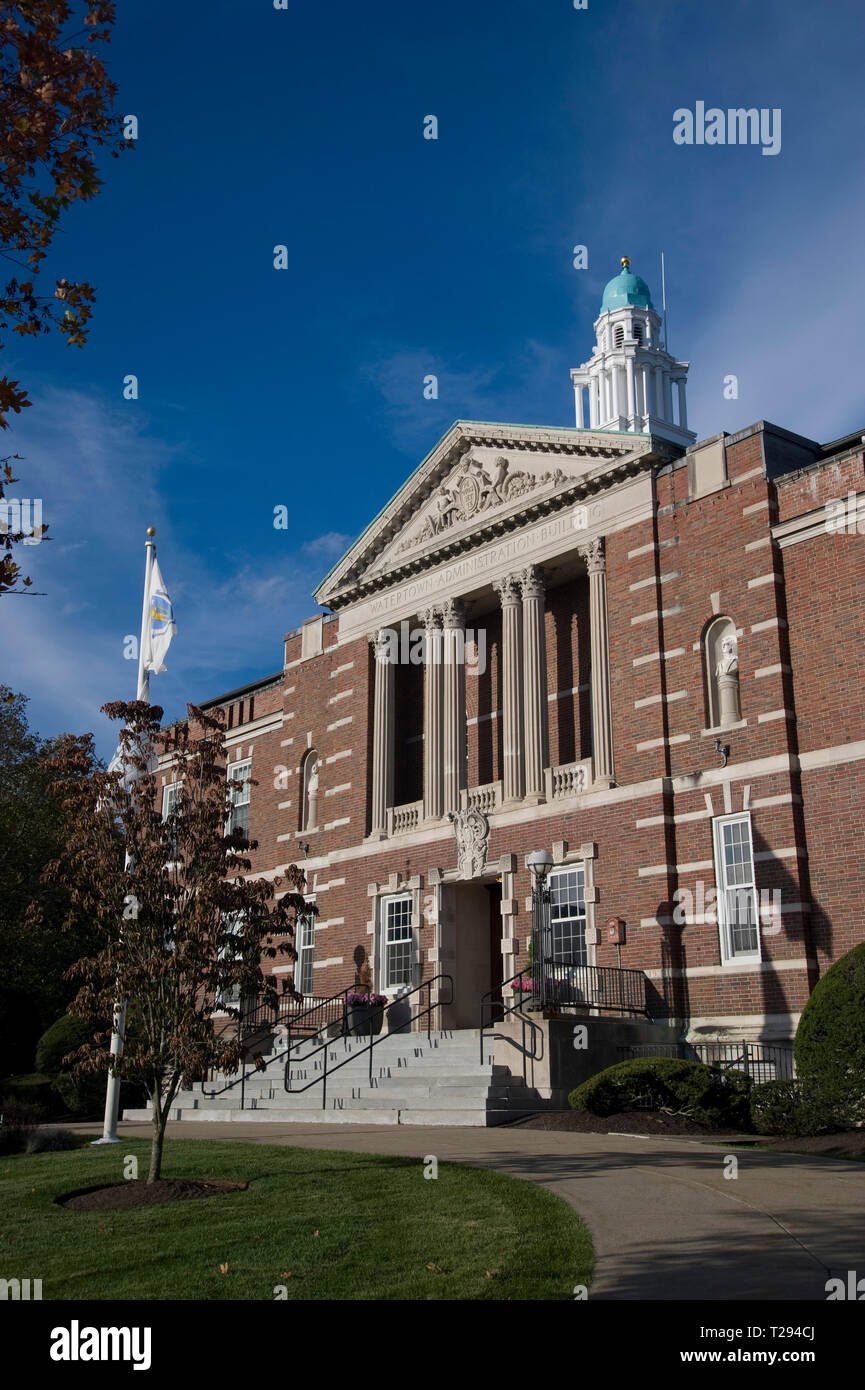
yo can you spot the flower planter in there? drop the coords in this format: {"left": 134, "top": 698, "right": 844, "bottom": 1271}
{"left": 347, "top": 1004, "right": 385, "bottom": 1037}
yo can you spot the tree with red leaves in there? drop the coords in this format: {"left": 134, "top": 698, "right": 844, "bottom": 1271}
{"left": 41, "top": 701, "right": 311, "bottom": 1182}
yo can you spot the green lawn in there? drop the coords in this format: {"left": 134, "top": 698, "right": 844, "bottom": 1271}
{"left": 0, "top": 1139, "right": 594, "bottom": 1300}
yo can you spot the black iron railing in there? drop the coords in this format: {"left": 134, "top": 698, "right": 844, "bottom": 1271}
{"left": 521, "top": 960, "right": 650, "bottom": 1017}
{"left": 617, "top": 1041, "right": 795, "bottom": 1082}
{"left": 200, "top": 983, "right": 354, "bottom": 1107}
{"left": 479, "top": 968, "right": 544, "bottom": 1080}
{"left": 284, "top": 974, "right": 454, "bottom": 1111}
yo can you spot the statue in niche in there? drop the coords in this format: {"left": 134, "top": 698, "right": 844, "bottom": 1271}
{"left": 716, "top": 634, "right": 739, "bottom": 678}
{"left": 304, "top": 755, "right": 321, "bottom": 830}
{"left": 711, "top": 629, "right": 741, "bottom": 726}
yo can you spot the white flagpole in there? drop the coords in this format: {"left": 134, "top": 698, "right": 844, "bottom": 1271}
{"left": 93, "top": 527, "right": 156, "bottom": 1145}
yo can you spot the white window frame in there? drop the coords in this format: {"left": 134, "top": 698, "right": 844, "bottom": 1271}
{"left": 379, "top": 893, "right": 414, "bottom": 994}
{"left": 546, "top": 865, "right": 588, "bottom": 967}
{"left": 226, "top": 758, "right": 251, "bottom": 838}
{"left": 215, "top": 912, "right": 244, "bottom": 1012}
{"left": 295, "top": 898, "right": 316, "bottom": 998}
{"left": 162, "top": 782, "right": 180, "bottom": 819}
{"left": 713, "top": 812, "right": 762, "bottom": 965}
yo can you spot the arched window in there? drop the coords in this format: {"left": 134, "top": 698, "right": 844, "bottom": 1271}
{"left": 300, "top": 749, "right": 321, "bottom": 831}
{"left": 703, "top": 617, "right": 740, "bottom": 728}
{"left": 633, "top": 320, "right": 643, "bottom": 344}
{"left": 614, "top": 324, "right": 624, "bottom": 349}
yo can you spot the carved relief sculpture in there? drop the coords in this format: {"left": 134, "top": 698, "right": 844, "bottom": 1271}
{"left": 398, "top": 455, "right": 566, "bottom": 554}
{"left": 450, "top": 806, "right": 490, "bottom": 879}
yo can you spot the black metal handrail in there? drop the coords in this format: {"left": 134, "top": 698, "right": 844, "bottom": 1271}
{"left": 199, "top": 983, "right": 354, "bottom": 1106}
{"left": 618, "top": 1040, "right": 795, "bottom": 1081}
{"left": 534, "top": 960, "right": 650, "bottom": 1017}
{"left": 479, "top": 969, "right": 544, "bottom": 1079}
{"left": 284, "top": 974, "right": 454, "bottom": 1111}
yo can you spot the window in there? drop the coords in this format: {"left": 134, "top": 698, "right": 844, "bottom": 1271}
{"left": 162, "top": 781, "right": 181, "bottom": 859}
{"left": 547, "top": 867, "right": 588, "bottom": 965}
{"left": 614, "top": 325, "right": 624, "bottom": 348}
{"left": 713, "top": 814, "right": 760, "bottom": 963}
{"left": 633, "top": 320, "right": 643, "bottom": 343}
{"left": 227, "top": 759, "right": 251, "bottom": 839}
{"left": 295, "top": 906, "right": 315, "bottom": 997}
{"left": 216, "top": 913, "right": 244, "bottom": 1010}
{"left": 381, "top": 895, "right": 413, "bottom": 991}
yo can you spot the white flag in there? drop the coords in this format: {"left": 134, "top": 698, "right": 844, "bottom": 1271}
{"left": 142, "top": 556, "right": 176, "bottom": 675}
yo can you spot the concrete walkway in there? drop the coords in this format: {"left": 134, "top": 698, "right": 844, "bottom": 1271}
{"left": 81, "top": 1119, "right": 865, "bottom": 1301}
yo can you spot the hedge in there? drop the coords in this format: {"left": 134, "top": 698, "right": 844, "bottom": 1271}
{"left": 569, "top": 1056, "right": 752, "bottom": 1129}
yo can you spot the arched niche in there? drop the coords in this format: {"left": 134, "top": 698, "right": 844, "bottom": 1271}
{"left": 703, "top": 616, "right": 741, "bottom": 728}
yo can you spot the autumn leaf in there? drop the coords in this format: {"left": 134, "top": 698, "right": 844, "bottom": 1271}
{"left": 219, "top": 1263, "right": 229, "bottom": 1274}
{"left": 426, "top": 1262, "right": 443, "bottom": 1273}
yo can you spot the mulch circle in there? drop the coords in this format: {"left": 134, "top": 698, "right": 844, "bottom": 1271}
{"left": 508, "top": 1109, "right": 737, "bottom": 1137}
{"left": 57, "top": 1179, "right": 248, "bottom": 1211}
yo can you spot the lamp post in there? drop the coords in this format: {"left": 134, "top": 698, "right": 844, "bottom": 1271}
{"left": 527, "top": 850, "right": 553, "bottom": 1011}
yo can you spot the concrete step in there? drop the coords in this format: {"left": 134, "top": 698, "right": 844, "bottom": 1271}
{"left": 122, "top": 1028, "right": 547, "bottom": 1128}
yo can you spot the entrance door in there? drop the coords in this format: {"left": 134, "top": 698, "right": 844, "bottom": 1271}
{"left": 486, "top": 881, "right": 504, "bottom": 1020}
{"left": 445, "top": 879, "right": 504, "bottom": 1029}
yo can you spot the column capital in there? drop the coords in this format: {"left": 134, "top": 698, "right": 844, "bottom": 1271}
{"left": 420, "top": 606, "right": 443, "bottom": 632}
{"left": 578, "top": 536, "right": 606, "bottom": 575}
{"left": 368, "top": 629, "right": 393, "bottom": 664}
{"left": 518, "top": 565, "right": 545, "bottom": 601}
{"left": 493, "top": 575, "right": 521, "bottom": 606}
{"left": 441, "top": 597, "right": 466, "bottom": 629}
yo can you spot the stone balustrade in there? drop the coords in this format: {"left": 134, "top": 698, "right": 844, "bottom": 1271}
{"left": 545, "top": 758, "right": 592, "bottom": 800}
{"left": 387, "top": 800, "right": 423, "bottom": 836}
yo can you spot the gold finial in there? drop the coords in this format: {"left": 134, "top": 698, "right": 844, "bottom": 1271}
{"left": 621, "top": 256, "right": 631, "bottom": 269}
{"left": 146, "top": 527, "right": 156, "bottom": 537}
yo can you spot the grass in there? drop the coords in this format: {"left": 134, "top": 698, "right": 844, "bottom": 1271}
{"left": 0, "top": 1138, "right": 594, "bottom": 1300}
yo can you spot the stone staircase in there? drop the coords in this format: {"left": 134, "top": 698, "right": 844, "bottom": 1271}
{"left": 122, "top": 1027, "right": 547, "bottom": 1127}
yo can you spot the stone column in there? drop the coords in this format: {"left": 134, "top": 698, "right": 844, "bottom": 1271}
{"left": 493, "top": 576, "right": 524, "bottom": 804}
{"left": 574, "top": 383, "right": 584, "bottom": 430}
{"left": 610, "top": 364, "right": 620, "bottom": 421}
{"left": 421, "top": 607, "right": 444, "bottom": 820}
{"left": 625, "top": 356, "right": 636, "bottom": 424}
{"left": 519, "top": 566, "right": 549, "bottom": 803}
{"left": 368, "top": 630, "right": 395, "bottom": 838}
{"left": 578, "top": 538, "right": 615, "bottom": 786}
{"left": 442, "top": 598, "right": 467, "bottom": 814}
{"left": 589, "top": 376, "right": 599, "bottom": 429}
{"left": 676, "top": 377, "right": 688, "bottom": 431}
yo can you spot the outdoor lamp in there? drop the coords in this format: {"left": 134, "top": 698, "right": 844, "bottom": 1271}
{"left": 527, "top": 849, "right": 553, "bottom": 884}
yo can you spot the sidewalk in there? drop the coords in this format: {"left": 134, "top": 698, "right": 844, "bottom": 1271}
{"left": 76, "top": 1119, "right": 865, "bottom": 1301}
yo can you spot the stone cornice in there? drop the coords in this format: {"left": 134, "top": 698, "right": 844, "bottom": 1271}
{"left": 316, "top": 422, "right": 676, "bottom": 611}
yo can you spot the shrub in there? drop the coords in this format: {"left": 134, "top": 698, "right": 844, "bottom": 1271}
{"left": 0, "top": 1096, "right": 46, "bottom": 1154}
{"left": 34, "top": 1014, "right": 94, "bottom": 1076}
{"left": 0, "top": 1072, "right": 56, "bottom": 1110}
{"left": 750, "top": 1079, "right": 834, "bottom": 1138}
{"left": 25, "top": 1127, "right": 81, "bottom": 1154}
{"left": 795, "top": 943, "right": 865, "bottom": 1127}
{"left": 52, "top": 1070, "right": 107, "bottom": 1117}
{"left": 568, "top": 1057, "right": 752, "bottom": 1130}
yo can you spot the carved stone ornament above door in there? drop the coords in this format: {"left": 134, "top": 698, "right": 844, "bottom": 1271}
{"left": 449, "top": 805, "right": 491, "bottom": 880}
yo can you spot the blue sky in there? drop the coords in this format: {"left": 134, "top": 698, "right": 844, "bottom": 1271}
{"left": 3, "top": 0, "right": 863, "bottom": 755}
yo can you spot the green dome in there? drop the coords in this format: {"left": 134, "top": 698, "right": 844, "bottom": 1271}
{"left": 600, "top": 261, "right": 654, "bottom": 314}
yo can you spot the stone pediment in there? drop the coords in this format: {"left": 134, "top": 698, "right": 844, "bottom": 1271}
{"left": 314, "top": 421, "right": 676, "bottom": 611}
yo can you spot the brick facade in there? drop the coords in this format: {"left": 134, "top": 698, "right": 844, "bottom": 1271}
{"left": 163, "top": 417, "right": 865, "bottom": 1045}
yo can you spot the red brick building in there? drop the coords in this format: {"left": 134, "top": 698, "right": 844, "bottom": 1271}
{"left": 161, "top": 262, "right": 865, "bottom": 1050}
